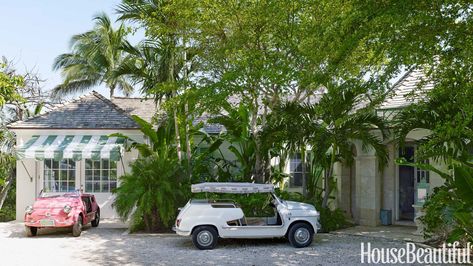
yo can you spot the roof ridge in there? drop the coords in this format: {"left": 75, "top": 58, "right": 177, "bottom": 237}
{"left": 111, "top": 96, "right": 151, "bottom": 100}
{"left": 91, "top": 91, "right": 138, "bottom": 122}
{"left": 381, "top": 68, "right": 415, "bottom": 100}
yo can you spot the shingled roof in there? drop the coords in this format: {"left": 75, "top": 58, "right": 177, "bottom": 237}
{"left": 379, "top": 68, "right": 434, "bottom": 110}
{"left": 8, "top": 91, "right": 141, "bottom": 129}
{"left": 110, "top": 97, "right": 157, "bottom": 123}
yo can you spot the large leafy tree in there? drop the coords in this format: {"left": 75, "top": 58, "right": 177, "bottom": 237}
{"left": 53, "top": 13, "right": 133, "bottom": 98}
{"left": 0, "top": 62, "right": 24, "bottom": 107}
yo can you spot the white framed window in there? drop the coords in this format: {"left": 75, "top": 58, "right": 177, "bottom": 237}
{"left": 416, "top": 159, "right": 430, "bottom": 183}
{"left": 43, "top": 159, "right": 76, "bottom": 192}
{"left": 85, "top": 159, "right": 117, "bottom": 193}
{"left": 289, "top": 153, "right": 304, "bottom": 187}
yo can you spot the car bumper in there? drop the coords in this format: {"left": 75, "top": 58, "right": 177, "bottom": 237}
{"left": 172, "top": 226, "right": 191, "bottom": 236}
{"left": 24, "top": 219, "right": 75, "bottom": 228}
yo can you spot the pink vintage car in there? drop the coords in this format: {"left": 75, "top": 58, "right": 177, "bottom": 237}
{"left": 24, "top": 191, "right": 100, "bottom": 237}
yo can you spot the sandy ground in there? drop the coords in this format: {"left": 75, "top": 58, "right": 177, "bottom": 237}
{"left": 0, "top": 221, "right": 423, "bottom": 266}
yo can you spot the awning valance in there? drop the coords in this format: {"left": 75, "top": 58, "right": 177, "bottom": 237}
{"left": 17, "top": 135, "right": 125, "bottom": 161}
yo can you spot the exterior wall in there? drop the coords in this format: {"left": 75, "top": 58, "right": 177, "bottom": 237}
{"left": 356, "top": 154, "right": 381, "bottom": 226}
{"left": 16, "top": 158, "right": 37, "bottom": 221}
{"left": 382, "top": 144, "right": 397, "bottom": 223}
{"left": 13, "top": 129, "right": 143, "bottom": 220}
{"left": 334, "top": 161, "right": 350, "bottom": 214}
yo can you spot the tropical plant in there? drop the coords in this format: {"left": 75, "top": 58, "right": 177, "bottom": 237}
{"left": 112, "top": 115, "right": 188, "bottom": 232}
{"left": 52, "top": 13, "right": 133, "bottom": 98}
{"left": 116, "top": 0, "right": 198, "bottom": 165}
{"left": 413, "top": 164, "right": 473, "bottom": 244}
{"left": 265, "top": 83, "right": 388, "bottom": 208}
{"left": 207, "top": 103, "right": 258, "bottom": 182}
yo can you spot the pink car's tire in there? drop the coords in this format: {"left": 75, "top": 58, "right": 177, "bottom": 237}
{"left": 25, "top": 226, "right": 37, "bottom": 237}
{"left": 72, "top": 216, "right": 83, "bottom": 237}
{"left": 91, "top": 209, "right": 100, "bottom": 227}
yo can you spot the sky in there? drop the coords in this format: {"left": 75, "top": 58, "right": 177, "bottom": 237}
{"left": 0, "top": 0, "right": 140, "bottom": 98}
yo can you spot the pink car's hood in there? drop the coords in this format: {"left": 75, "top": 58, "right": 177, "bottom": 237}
{"left": 33, "top": 197, "right": 80, "bottom": 209}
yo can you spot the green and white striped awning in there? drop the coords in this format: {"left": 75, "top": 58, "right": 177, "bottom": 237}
{"left": 17, "top": 135, "right": 125, "bottom": 161}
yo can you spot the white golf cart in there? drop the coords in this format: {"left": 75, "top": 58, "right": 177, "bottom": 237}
{"left": 173, "top": 182, "right": 320, "bottom": 249}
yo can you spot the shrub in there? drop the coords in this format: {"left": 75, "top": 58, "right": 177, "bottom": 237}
{"left": 420, "top": 185, "right": 457, "bottom": 242}
{"left": 420, "top": 165, "right": 473, "bottom": 244}
{"left": 0, "top": 184, "right": 15, "bottom": 222}
{"left": 113, "top": 152, "right": 187, "bottom": 232}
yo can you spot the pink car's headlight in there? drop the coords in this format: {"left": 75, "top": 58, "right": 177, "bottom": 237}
{"left": 63, "top": 205, "right": 72, "bottom": 214}
{"left": 25, "top": 205, "right": 33, "bottom": 215}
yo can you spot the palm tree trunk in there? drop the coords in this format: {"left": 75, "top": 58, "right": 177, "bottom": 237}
{"left": 185, "top": 102, "right": 192, "bottom": 173}
{"left": 322, "top": 144, "right": 337, "bottom": 208}
{"left": 173, "top": 108, "right": 182, "bottom": 162}
{"left": 109, "top": 85, "right": 116, "bottom": 98}
{"left": 250, "top": 98, "right": 264, "bottom": 183}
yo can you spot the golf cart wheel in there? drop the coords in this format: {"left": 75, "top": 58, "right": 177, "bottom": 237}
{"left": 25, "top": 226, "right": 38, "bottom": 237}
{"left": 72, "top": 215, "right": 83, "bottom": 237}
{"left": 91, "top": 210, "right": 100, "bottom": 227}
{"left": 192, "top": 226, "right": 218, "bottom": 250}
{"left": 288, "top": 222, "right": 314, "bottom": 248}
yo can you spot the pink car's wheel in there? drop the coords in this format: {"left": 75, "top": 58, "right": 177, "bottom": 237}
{"left": 72, "top": 216, "right": 83, "bottom": 237}
{"left": 91, "top": 210, "right": 100, "bottom": 227}
{"left": 25, "top": 226, "right": 37, "bottom": 237}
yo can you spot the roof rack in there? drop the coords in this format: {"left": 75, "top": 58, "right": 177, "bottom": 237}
{"left": 191, "top": 182, "right": 274, "bottom": 194}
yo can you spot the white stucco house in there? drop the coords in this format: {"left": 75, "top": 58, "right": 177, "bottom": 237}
{"left": 8, "top": 69, "right": 443, "bottom": 229}
{"left": 332, "top": 69, "right": 443, "bottom": 227}
{"left": 8, "top": 92, "right": 155, "bottom": 220}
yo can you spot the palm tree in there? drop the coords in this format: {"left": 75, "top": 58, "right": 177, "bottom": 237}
{"left": 52, "top": 13, "right": 133, "bottom": 98}
{"left": 116, "top": 1, "right": 194, "bottom": 164}
{"left": 266, "top": 84, "right": 388, "bottom": 208}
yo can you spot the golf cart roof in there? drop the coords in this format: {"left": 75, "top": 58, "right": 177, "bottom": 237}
{"left": 191, "top": 182, "right": 274, "bottom": 194}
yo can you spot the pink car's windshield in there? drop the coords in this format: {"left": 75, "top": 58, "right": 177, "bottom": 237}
{"left": 39, "top": 191, "right": 80, "bottom": 198}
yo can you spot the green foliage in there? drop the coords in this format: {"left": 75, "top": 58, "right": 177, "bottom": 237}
{"left": 53, "top": 13, "right": 133, "bottom": 97}
{"left": 0, "top": 184, "right": 15, "bottom": 222}
{"left": 113, "top": 152, "right": 186, "bottom": 232}
{"left": 113, "top": 116, "right": 188, "bottom": 232}
{"left": 265, "top": 84, "right": 388, "bottom": 208}
{"left": 316, "top": 207, "right": 352, "bottom": 233}
{"left": 0, "top": 63, "right": 24, "bottom": 107}
{"left": 420, "top": 185, "right": 458, "bottom": 242}
{"left": 416, "top": 164, "right": 473, "bottom": 244}
{"left": 207, "top": 103, "right": 258, "bottom": 182}
{"left": 395, "top": 85, "right": 473, "bottom": 166}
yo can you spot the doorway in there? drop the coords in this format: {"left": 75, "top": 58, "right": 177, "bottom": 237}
{"left": 398, "top": 146, "right": 415, "bottom": 221}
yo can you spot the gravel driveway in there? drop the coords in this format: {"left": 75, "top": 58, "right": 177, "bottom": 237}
{"left": 0, "top": 222, "right": 421, "bottom": 266}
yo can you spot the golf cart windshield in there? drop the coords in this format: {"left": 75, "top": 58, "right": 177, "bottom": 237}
{"left": 191, "top": 182, "right": 274, "bottom": 194}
